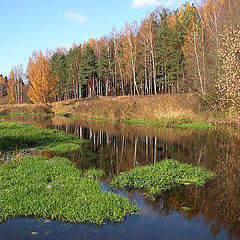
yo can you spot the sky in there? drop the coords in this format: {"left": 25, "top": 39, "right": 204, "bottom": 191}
{"left": 0, "top": 0, "right": 192, "bottom": 76}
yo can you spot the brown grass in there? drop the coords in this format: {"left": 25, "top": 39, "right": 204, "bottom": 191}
{"left": 51, "top": 93, "right": 199, "bottom": 121}
{"left": 0, "top": 94, "right": 203, "bottom": 121}
{"left": 0, "top": 103, "right": 52, "bottom": 115}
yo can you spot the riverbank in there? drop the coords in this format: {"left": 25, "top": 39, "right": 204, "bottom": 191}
{"left": 0, "top": 94, "right": 232, "bottom": 126}
{"left": 51, "top": 94, "right": 199, "bottom": 121}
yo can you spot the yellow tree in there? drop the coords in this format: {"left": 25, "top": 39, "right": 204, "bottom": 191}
{"left": 217, "top": 28, "right": 240, "bottom": 116}
{"left": 0, "top": 75, "right": 6, "bottom": 98}
{"left": 27, "top": 50, "right": 58, "bottom": 104}
{"left": 8, "top": 70, "right": 16, "bottom": 104}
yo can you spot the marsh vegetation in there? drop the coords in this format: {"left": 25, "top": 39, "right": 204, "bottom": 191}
{"left": 110, "top": 159, "right": 216, "bottom": 196}
{"left": 0, "top": 155, "right": 138, "bottom": 224}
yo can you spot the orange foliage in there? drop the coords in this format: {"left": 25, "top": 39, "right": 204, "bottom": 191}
{"left": 27, "top": 50, "right": 58, "bottom": 104}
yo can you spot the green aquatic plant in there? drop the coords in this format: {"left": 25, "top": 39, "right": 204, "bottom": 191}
{"left": 110, "top": 159, "right": 216, "bottom": 196}
{"left": 0, "top": 155, "right": 139, "bottom": 224}
{"left": 84, "top": 168, "right": 105, "bottom": 179}
{"left": 0, "top": 121, "right": 85, "bottom": 153}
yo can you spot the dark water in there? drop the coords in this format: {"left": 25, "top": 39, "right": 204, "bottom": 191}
{"left": 1, "top": 116, "right": 240, "bottom": 240}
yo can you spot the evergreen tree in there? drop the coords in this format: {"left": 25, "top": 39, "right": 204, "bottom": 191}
{"left": 156, "top": 9, "right": 172, "bottom": 93}
{"left": 66, "top": 46, "right": 81, "bottom": 98}
{"left": 98, "top": 45, "right": 109, "bottom": 96}
{"left": 79, "top": 44, "right": 97, "bottom": 97}
{"left": 51, "top": 52, "right": 67, "bottom": 100}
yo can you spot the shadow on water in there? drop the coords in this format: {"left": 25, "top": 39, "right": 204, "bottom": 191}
{"left": 1, "top": 115, "right": 240, "bottom": 240}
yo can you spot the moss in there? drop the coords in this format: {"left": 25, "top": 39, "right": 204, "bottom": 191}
{"left": 0, "top": 121, "right": 85, "bottom": 153}
{"left": 110, "top": 159, "right": 216, "bottom": 196}
{"left": 0, "top": 155, "right": 138, "bottom": 224}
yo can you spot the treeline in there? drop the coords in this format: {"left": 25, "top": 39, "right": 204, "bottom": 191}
{"left": 2, "top": 0, "right": 240, "bottom": 114}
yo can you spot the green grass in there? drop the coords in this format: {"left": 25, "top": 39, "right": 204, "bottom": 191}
{"left": 123, "top": 117, "right": 214, "bottom": 129}
{"left": 10, "top": 113, "right": 54, "bottom": 117}
{"left": 123, "top": 118, "right": 150, "bottom": 126}
{"left": 0, "top": 155, "right": 139, "bottom": 224}
{"left": 110, "top": 159, "right": 216, "bottom": 196}
{"left": 0, "top": 121, "right": 85, "bottom": 153}
{"left": 176, "top": 121, "right": 214, "bottom": 129}
{"left": 74, "top": 115, "right": 112, "bottom": 121}
{"left": 59, "top": 113, "right": 112, "bottom": 121}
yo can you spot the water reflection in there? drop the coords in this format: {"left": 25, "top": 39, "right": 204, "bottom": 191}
{"left": 2, "top": 116, "right": 240, "bottom": 240}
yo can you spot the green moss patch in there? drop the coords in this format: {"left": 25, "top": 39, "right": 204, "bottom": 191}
{"left": 0, "top": 155, "right": 138, "bottom": 224}
{"left": 110, "top": 159, "right": 216, "bottom": 196}
{"left": 0, "top": 121, "right": 85, "bottom": 153}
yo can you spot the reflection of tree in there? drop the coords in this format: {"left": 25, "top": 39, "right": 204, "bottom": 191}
{"left": 146, "top": 144, "right": 240, "bottom": 239}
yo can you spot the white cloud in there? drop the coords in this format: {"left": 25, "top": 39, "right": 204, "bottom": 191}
{"left": 8, "top": 53, "right": 18, "bottom": 57}
{"left": 64, "top": 12, "right": 88, "bottom": 22}
{"left": 130, "top": 0, "right": 173, "bottom": 8}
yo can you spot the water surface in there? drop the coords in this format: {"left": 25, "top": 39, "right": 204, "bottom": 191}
{"left": 1, "top": 116, "right": 240, "bottom": 240}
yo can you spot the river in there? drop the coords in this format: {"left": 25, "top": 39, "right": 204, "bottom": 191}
{"left": 1, "top": 116, "right": 240, "bottom": 240}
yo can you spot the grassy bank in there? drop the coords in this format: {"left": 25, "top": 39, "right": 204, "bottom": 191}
{"left": 0, "top": 121, "right": 85, "bottom": 153}
{"left": 51, "top": 94, "right": 199, "bottom": 120}
{"left": 0, "top": 103, "right": 52, "bottom": 115}
{"left": 0, "top": 155, "right": 138, "bottom": 224}
{"left": 0, "top": 94, "right": 236, "bottom": 126}
{"left": 110, "top": 159, "right": 216, "bottom": 196}
{"left": 0, "top": 94, "right": 218, "bottom": 128}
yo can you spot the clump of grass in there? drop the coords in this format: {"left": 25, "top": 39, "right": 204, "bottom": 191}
{"left": 110, "top": 159, "right": 216, "bottom": 196}
{"left": 0, "top": 121, "right": 85, "bottom": 153}
{"left": 176, "top": 121, "right": 214, "bottom": 129}
{"left": 0, "top": 155, "right": 139, "bottom": 224}
{"left": 84, "top": 168, "right": 105, "bottom": 179}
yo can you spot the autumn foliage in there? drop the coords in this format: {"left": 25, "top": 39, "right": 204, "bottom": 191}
{"left": 2, "top": 0, "right": 239, "bottom": 122}
{"left": 8, "top": 70, "right": 16, "bottom": 104}
{"left": 27, "top": 51, "right": 57, "bottom": 104}
{"left": 217, "top": 29, "right": 240, "bottom": 114}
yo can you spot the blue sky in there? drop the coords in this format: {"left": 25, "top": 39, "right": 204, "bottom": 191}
{"left": 0, "top": 0, "right": 191, "bottom": 76}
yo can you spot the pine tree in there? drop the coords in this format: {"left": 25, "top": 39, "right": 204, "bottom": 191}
{"left": 66, "top": 45, "right": 82, "bottom": 99}
{"left": 51, "top": 52, "right": 67, "bottom": 100}
{"left": 79, "top": 44, "right": 97, "bottom": 97}
{"left": 98, "top": 45, "right": 109, "bottom": 96}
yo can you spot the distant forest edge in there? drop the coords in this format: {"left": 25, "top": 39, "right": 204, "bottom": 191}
{"left": 0, "top": 0, "right": 240, "bottom": 121}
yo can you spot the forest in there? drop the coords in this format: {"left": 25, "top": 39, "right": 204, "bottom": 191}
{"left": 1, "top": 0, "right": 240, "bottom": 116}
